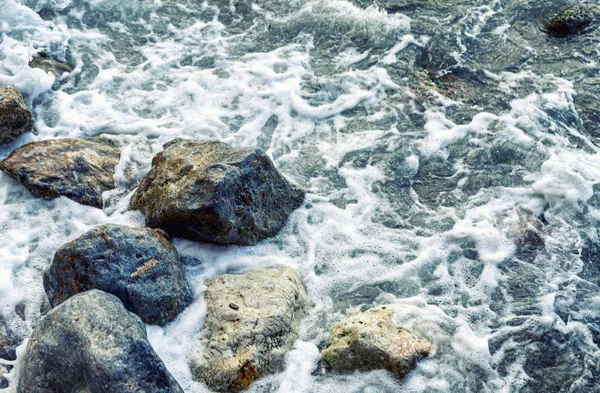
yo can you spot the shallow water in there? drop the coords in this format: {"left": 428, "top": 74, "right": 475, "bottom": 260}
{"left": 1, "top": 0, "right": 600, "bottom": 391}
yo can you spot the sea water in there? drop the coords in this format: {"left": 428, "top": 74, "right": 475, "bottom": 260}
{"left": 1, "top": 0, "right": 600, "bottom": 392}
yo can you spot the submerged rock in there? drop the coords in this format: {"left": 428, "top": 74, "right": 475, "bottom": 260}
{"left": 191, "top": 266, "right": 309, "bottom": 392}
{"left": 0, "top": 324, "right": 18, "bottom": 389}
{"left": 17, "top": 290, "right": 184, "bottom": 393}
{"left": 545, "top": 3, "right": 600, "bottom": 37}
{"left": 131, "top": 139, "right": 305, "bottom": 245}
{"left": 29, "top": 52, "right": 74, "bottom": 78}
{"left": 0, "top": 86, "right": 33, "bottom": 145}
{"left": 44, "top": 224, "right": 192, "bottom": 326}
{"left": 0, "top": 138, "right": 121, "bottom": 208}
{"left": 321, "top": 305, "right": 432, "bottom": 378}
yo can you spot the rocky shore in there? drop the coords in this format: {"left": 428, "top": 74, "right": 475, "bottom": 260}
{"left": 0, "top": 83, "right": 432, "bottom": 391}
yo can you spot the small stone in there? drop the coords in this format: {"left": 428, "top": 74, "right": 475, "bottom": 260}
{"left": 17, "top": 290, "right": 184, "bottom": 393}
{"left": 44, "top": 224, "right": 192, "bottom": 325}
{"left": 29, "top": 52, "right": 74, "bottom": 78}
{"left": 321, "top": 305, "right": 432, "bottom": 378}
{"left": 191, "top": 266, "right": 309, "bottom": 392}
{"left": 0, "top": 86, "right": 33, "bottom": 145}
{"left": 130, "top": 138, "right": 305, "bottom": 245}
{"left": 0, "top": 138, "right": 121, "bottom": 208}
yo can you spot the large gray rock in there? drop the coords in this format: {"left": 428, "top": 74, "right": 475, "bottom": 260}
{"left": 0, "top": 138, "right": 121, "bottom": 208}
{"left": 44, "top": 224, "right": 192, "bottom": 326}
{"left": 130, "top": 139, "right": 305, "bottom": 245}
{"left": 17, "top": 290, "right": 184, "bottom": 393}
{"left": 0, "top": 86, "right": 33, "bottom": 145}
{"left": 191, "top": 266, "right": 309, "bottom": 392}
{"left": 321, "top": 305, "right": 432, "bottom": 378}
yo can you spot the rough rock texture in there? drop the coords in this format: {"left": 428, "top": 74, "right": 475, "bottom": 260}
{"left": 0, "top": 324, "right": 17, "bottom": 389}
{"left": 29, "top": 52, "right": 74, "bottom": 78}
{"left": 191, "top": 266, "right": 309, "bottom": 392}
{"left": 0, "top": 138, "right": 120, "bottom": 208}
{"left": 17, "top": 290, "right": 184, "bottom": 393}
{"left": 545, "top": 3, "right": 600, "bottom": 36}
{"left": 321, "top": 305, "right": 432, "bottom": 378}
{"left": 130, "top": 139, "right": 305, "bottom": 245}
{"left": 44, "top": 224, "right": 192, "bottom": 325}
{"left": 0, "top": 85, "right": 33, "bottom": 145}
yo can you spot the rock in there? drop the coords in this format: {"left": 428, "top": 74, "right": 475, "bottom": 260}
{"left": 44, "top": 224, "right": 192, "bottom": 326}
{"left": 321, "top": 305, "right": 432, "bottom": 378}
{"left": 545, "top": 3, "right": 600, "bottom": 37}
{"left": 0, "top": 138, "right": 121, "bottom": 208}
{"left": 130, "top": 139, "right": 305, "bottom": 245}
{"left": 0, "top": 86, "right": 33, "bottom": 145}
{"left": 17, "top": 290, "right": 184, "bottom": 393}
{"left": 29, "top": 52, "right": 74, "bottom": 78}
{"left": 191, "top": 266, "right": 309, "bottom": 392}
{"left": 0, "top": 324, "right": 17, "bottom": 389}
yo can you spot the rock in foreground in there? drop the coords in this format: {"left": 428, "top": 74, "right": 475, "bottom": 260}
{"left": 322, "top": 305, "right": 431, "bottom": 378}
{"left": 0, "top": 86, "right": 33, "bottom": 145}
{"left": 44, "top": 224, "right": 192, "bottom": 325}
{"left": 130, "top": 139, "right": 305, "bottom": 245}
{"left": 0, "top": 138, "right": 120, "bottom": 208}
{"left": 191, "top": 266, "right": 309, "bottom": 392}
{"left": 545, "top": 3, "right": 600, "bottom": 37}
{"left": 18, "top": 290, "right": 184, "bottom": 393}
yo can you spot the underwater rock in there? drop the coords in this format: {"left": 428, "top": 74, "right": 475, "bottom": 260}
{"left": 191, "top": 266, "right": 309, "bottom": 392}
{"left": 545, "top": 3, "right": 600, "bottom": 37}
{"left": 0, "top": 86, "right": 33, "bottom": 145}
{"left": 321, "top": 305, "right": 431, "bottom": 378}
{"left": 29, "top": 52, "right": 74, "bottom": 78}
{"left": 44, "top": 224, "right": 192, "bottom": 326}
{"left": 130, "top": 138, "right": 305, "bottom": 245}
{"left": 0, "top": 138, "right": 121, "bottom": 208}
{"left": 17, "top": 290, "right": 184, "bottom": 393}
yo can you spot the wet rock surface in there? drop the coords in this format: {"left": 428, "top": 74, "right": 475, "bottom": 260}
{"left": 0, "top": 86, "right": 33, "bottom": 145}
{"left": 0, "top": 138, "right": 121, "bottom": 208}
{"left": 131, "top": 139, "right": 305, "bottom": 245}
{"left": 17, "top": 290, "right": 184, "bottom": 393}
{"left": 44, "top": 224, "right": 192, "bottom": 326}
{"left": 321, "top": 305, "right": 432, "bottom": 378}
{"left": 0, "top": 323, "right": 18, "bottom": 389}
{"left": 29, "top": 52, "right": 74, "bottom": 78}
{"left": 545, "top": 3, "right": 600, "bottom": 37}
{"left": 191, "top": 265, "right": 309, "bottom": 392}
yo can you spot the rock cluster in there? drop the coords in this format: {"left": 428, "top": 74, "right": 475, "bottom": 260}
{"left": 17, "top": 290, "right": 184, "bottom": 393}
{"left": 44, "top": 224, "right": 192, "bottom": 326}
{"left": 2, "top": 86, "right": 427, "bottom": 391}
{"left": 321, "top": 305, "right": 432, "bottom": 378}
{"left": 0, "top": 138, "right": 121, "bottom": 208}
{"left": 0, "top": 86, "right": 33, "bottom": 145}
{"left": 191, "top": 266, "right": 309, "bottom": 392}
{"left": 130, "top": 139, "right": 305, "bottom": 245}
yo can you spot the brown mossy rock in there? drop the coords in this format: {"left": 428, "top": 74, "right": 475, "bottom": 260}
{"left": 130, "top": 138, "right": 305, "bottom": 245}
{"left": 322, "top": 305, "right": 432, "bottom": 378}
{"left": 44, "top": 224, "right": 193, "bottom": 326}
{"left": 0, "top": 86, "right": 33, "bottom": 145}
{"left": 545, "top": 3, "right": 600, "bottom": 37}
{"left": 191, "top": 266, "right": 309, "bottom": 392}
{"left": 0, "top": 138, "right": 120, "bottom": 208}
{"left": 17, "top": 290, "right": 184, "bottom": 393}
